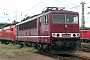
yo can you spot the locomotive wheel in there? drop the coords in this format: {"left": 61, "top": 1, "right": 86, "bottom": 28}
{"left": 1, "top": 41, "right": 4, "bottom": 44}
{"left": 19, "top": 42, "right": 24, "bottom": 48}
{"left": 35, "top": 43, "right": 38, "bottom": 49}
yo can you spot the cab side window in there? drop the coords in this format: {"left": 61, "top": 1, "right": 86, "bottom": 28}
{"left": 44, "top": 15, "right": 48, "bottom": 24}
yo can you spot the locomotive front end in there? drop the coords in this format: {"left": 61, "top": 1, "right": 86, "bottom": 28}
{"left": 50, "top": 10, "right": 80, "bottom": 54}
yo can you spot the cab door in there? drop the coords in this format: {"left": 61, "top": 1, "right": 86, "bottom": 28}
{"left": 38, "top": 17, "right": 42, "bottom": 42}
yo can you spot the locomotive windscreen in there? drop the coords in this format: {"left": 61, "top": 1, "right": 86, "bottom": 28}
{"left": 52, "top": 14, "right": 78, "bottom": 24}
{"left": 19, "top": 19, "right": 37, "bottom": 30}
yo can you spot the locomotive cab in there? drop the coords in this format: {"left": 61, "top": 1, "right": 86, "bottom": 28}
{"left": 45, "top": 7, "right": 80, "bottom": 54}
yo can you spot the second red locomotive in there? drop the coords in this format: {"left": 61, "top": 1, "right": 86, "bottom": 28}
{"left": 0, "top": 25, "right": 16, "bottom": 44}
{"left": 80, "top": 30, "right": 90, "bottom": 42}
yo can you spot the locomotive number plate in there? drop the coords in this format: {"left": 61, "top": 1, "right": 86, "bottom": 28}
{"left": 62, "top": 34, "right": 70, "bottom": 37}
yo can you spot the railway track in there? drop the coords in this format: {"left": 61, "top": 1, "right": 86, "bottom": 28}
{"left": 80, "top": 43, "right": 90, "bottom": 52}
{"left": 39, "top": 51, "right": 90, "bottom": 60}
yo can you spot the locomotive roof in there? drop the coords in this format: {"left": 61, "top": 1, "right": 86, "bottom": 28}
{"left": 16, "top": 10, "right": 79, "bottom": 25}
{"left": 16, "top": 11, "right": 50, "bottom": 25}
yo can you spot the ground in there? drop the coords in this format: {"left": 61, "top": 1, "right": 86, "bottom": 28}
{"left": 74, "top": 51, "right": 90, "bottom": 59}
{"left": 0, "top": 52, "right": 56, "bottom": 60}
{"left": 0, "top": 43, "right": 56, "bottom": 60}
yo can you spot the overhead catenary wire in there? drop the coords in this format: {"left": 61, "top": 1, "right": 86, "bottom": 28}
{"left": 1, "top": 0, "right": 80, "bottom": 16}
{"left": 0, "top": 0, "right": 58, "bottom": 14}
{"left": 0, "top": 1, "right": 89, "bottom": 15}
{"left": 51, "top": 0, "right": 66, "bottom": 7}
{"left": 28, "top": 0, "right": 63, "bottom": 8}
{"left": 23, "top": 0, "right": 66, "bottom": 13}
{"left": 68, "top": 1, "right": 90, "bottom": 10}
{"left": 0, "top": 0, "right": 37, "bottom": 16}
{"left": 17, "top": 0, "right": 35, "bottom": 8}
{"left": 69, "top": 5, "right": 81, "bottom": 9}
{"left": 0, "top": 0, "right": 81, "bottom": 22}
{"left": 23, "top": 0, "right": 46, "bottom": 13}
{"left": 0, "top": 0, "right": 90, "bottom": 23}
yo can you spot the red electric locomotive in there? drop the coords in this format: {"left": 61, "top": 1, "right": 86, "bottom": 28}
{"left": 16, "top": 7, "right": 80, "bottom": 54}
{"left": 80, "top": 30, "right": 90, "bottom": 42}
{"left": 0, "top": 25, "right": 16, "bottom": 44}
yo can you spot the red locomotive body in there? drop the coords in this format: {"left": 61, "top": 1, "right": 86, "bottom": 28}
{"left": 80, "top": 30, "right": 90, "bottom": 42}
{"left": 0, "top": 25, "right": 16, "bottom": 43}
{"left": 16, "top": 7, "right": 80, "bottom": 54}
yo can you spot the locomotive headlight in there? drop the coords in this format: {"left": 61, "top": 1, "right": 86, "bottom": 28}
{"left": 53, "top": 34, "right": 56, "bottom": 37}
{"left": 52, "top": 33, "right": 56, "bottom": 37}
{"left": 77, "top": 34, "right": 80, "bottom": 37}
